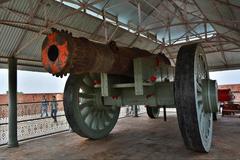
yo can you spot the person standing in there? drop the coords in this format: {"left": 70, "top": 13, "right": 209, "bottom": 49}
{"left": 51, "top": 96, "right": 58, "bottom": 122}
{"left": 40, "top": 95, "right": 49, "bottom": 117}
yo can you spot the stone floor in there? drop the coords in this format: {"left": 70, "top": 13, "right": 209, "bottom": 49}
{"left": 0, "top": 113, "right": 240, "bottom": 160}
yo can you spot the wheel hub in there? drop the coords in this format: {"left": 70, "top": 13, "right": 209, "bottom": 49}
{"left": 202, "top": 79, "right": 218, "bottom": 113}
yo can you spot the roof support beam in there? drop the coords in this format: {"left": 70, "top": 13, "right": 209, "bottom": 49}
{"left": 128, "top": 34, "right": 139, "bottom": 47}
{"left": 217, "top": 35, "right": 228, "bottom": 66}
{"left": 169, "top": 0, "right": 224, "bottom": 60}
{"left": 0, "top": 61, "right": 43, "bottom": 69}
{"left": 139, "top": 0, "right": 164, "bottom": 27}
{"left": 0, "top": 55, "right": 41, "bottom": 62}
{"left": 107, "top": 25, "right": 119, "bottom": 43}
{"left": 209, "top": 64, "right": 240, "bottom": 72}
{"left": 214, "top": 0, "right": 240, "bottom": 10}
{"left": 166, "top": 34, "right": 219, "bottom": 48}
{"left": 140, "top": 19, "right": 240, "bottom": 33}
{"left": 205, "top": 47, "right": 240, "bottom": 54}
{"left": 170, "top": 47, "right": 240, "bottom": 59}
{"left": 137, "top": 1, "right": 142, "bottom": 26}
{"left": 138, "top": 0, "right": 170, "bottom": 29}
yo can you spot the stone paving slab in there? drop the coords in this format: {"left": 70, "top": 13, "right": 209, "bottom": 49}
{"left": 0, "top": 113, "right": 239, "bottom": 160}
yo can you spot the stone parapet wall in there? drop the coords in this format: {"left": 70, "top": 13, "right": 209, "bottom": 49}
{"left": 0, "top": 93, "right": 63, "bottom": 104}
{"left": 0, "top": 93, "right": 64, "bottom": 119}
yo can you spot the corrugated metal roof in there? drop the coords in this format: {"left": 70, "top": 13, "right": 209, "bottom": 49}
{"left": 0, "top": 25, "right": 24, "bottom": 57}
{"left": 17, "top": 31, "right": 45, "bottom": 60}
{"left": 0, "top": 0, "right": 239, "bottom": 72}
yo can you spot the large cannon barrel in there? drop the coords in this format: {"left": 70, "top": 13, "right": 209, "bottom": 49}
{"left": 42, "top": 29, "right": 170, "bottom": 77}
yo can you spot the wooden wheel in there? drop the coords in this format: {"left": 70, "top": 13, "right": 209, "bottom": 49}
{"left": 146, "top": 106, "right": 160, "bottom": 119}
{"left": 175, "top": 43, "right": 213, "bottom": 152}
{"left": 64, "top": 74, "right": 120, "bottom": 139}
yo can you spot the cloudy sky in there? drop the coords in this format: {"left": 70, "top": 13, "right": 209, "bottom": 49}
{"left": 0, "top": 69, "right": 68, "bottom": 94}
{"left": 1, "top": 69, "right": 240, "bottom": 94}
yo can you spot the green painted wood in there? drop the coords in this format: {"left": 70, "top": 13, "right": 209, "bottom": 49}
{"left": 134, "top": 58, "right": 144, "bottom": 95}
{"left": 101, "top": 73, "right": 109, "bottom": 97}
{"left": 155, "top": 82, "right": 175, "bottom": 106}
{"left": 112, "top": 83, "right": 153, "bottom": 88}
{"left": 103, "top": 82, "right": 175, "bottom": 106}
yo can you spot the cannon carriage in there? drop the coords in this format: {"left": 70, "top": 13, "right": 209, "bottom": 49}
{"left": 42, "top": 29, "right": 218, "bottom": 153}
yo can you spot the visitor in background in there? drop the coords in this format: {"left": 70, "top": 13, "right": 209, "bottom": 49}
{"left": 51, "top": 96, "right": 58, "bottom": 122}
{"left": 40, "top": 95, "right": 49, "bottom": 117}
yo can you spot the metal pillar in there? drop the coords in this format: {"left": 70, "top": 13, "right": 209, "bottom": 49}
{"left": 133, "top": 105, "right": 139, "bottom": 117}
{"left": 163, "top": 106, "right": 167, "bottom": 121}
{"left": 8, "top": 58, "right": 18, "bottom": 147}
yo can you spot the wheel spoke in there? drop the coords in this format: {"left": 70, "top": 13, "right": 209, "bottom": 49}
{"left": 89, "top": 110, "right": 96, "bottom": 129}
{"left": 80, "top": 106, "right": 91, "bottom": 118}
{"left": 97, "top": 113, "right": 105, "bottom": 130}
{"left": 197, "top": 94, "right": 203, "bottom": 102}
{"left": 95, "top": 112, "right": 101, "bottom": 130}
{"left": 99, "top": 111, "right": 107, "bottom": 128}
{"left": 91, "top": 116, "right": 98, "bottom": 130}
{"left": 107, "top": 112, "right": 114, "bottom": 119}
{"left": 102, "top": 111, "right": 111, "bottom": 126}
{"left": 79, "top": 101, "right": 93, "bottom": 108}
{"left": 83, "top": 75, "right": 94, "bottom": 86}
{"left": 103, "top": 110, "right": 113, "bottom": 121}
{"left": 84, "top": 112, "right": 94, "bottom": 126}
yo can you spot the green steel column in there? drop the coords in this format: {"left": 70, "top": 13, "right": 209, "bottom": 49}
{"left": 133, "top": 105, "right": 138, "bottom": 117}
{"left": 8, "top": 58, "right": 18, "bottom": 147}
{"left": 163, "top": 106, "right": 167, "bottom": 121}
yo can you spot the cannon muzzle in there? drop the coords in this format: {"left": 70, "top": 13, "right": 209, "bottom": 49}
{"left": 42, "top": 29, "right": 170, "bottom": 77}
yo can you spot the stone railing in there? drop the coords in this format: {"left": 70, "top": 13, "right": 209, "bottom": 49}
{"left": 0, "top": 101, "right": 146, "bottom": 145}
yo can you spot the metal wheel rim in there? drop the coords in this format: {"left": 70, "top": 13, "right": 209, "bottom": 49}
{"left": 194, "top": 46, "right": 213, "bottom": 151}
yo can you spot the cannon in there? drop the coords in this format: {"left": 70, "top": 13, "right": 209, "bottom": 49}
{"left": 42, "top": 29, "right": 218, "bottom": 153}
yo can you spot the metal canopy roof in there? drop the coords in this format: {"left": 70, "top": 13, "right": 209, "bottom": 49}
{"left": 0, "top": 0, "right": 239, "bottom": 72}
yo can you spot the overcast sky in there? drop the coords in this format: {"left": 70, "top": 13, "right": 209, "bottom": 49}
{"left": 0, "top": 69, "right": 68, "bottom": 94}
{"left": 0, "top": 69, "right": 240, "bottom": 94}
